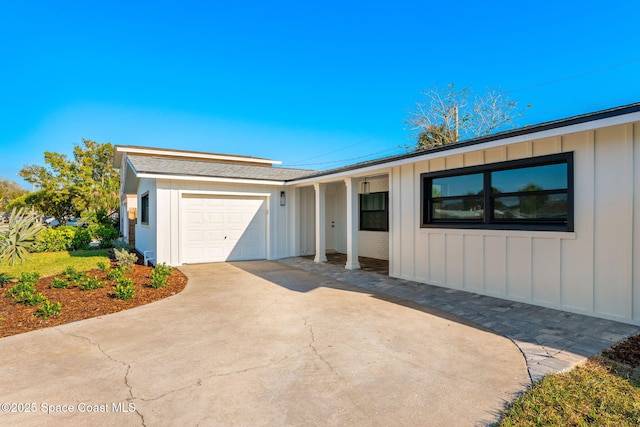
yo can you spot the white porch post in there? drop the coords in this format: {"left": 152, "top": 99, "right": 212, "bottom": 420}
{"left": 313, "top": 182, "right": 327, "bottom": 263}
{"left": 345, "top": 177, "right": 361, "bottom": 270}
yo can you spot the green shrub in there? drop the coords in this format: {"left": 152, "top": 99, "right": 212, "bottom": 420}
{"left": 51, "top": 277, "right": 69, "bottom": 289}
{"left": 106, "top": 266, "right": 125, "bottom": 281}
{"left": 96, "top": 261, "right": 108, "bottom": 272}
{"left": 34, "top": 300, "right": 62, "bottom": 319}
{"left": 70, "top": 228, "right": 92, "bottom": 250}
{"left": 24, "top": 292, "right": 46, "bottom": 306}
{"left": 80, "top": 276, "right": 104, "bottom": 291}
{"left": 150, "top": 263, "right": 173, "bottom": 288}
{"left": 63, "top": 266, "right": 83, "bottom": 282}
{"left": 113, "top": 277, "right": 135, "bottom": 300}
{"left": 114, "top": 248, "right": 137, "bottom": 272}
{"left": 34, "top": 226, "right": 76, "bottom": 252}
{"left": 111, "top": 239, "right": 129, "bottom": 250}
{"left": 6, "top": 273, "right": 44, "bottom": 305}
{"left": 19, "top": 272, "right": 41, "bottom": 285}
{"left": 6, "top": 281, "right": 37, "bottom": 303}
{"left": 0, "top": 207, "right": 43, "bottom": 265}
{"left": 92, "top": 224, "right": 119, "bottom": 249}
{"left": 0, "top": 272, "right": 15, "bottom": 287}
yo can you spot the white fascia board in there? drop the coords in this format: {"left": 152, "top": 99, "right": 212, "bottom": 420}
{"left": 115, "top": 146, "right": 281, "bottom": 165}
{"left": 137, "top": 173, "right": 285, "bottom": 186}
{"left": 289, "top": 167, "right": 393, "bottom": 186}
{"left": 289, "top": 112, "right": 640, "bottom": 185}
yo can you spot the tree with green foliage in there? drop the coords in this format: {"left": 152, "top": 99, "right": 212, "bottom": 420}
{"left": 13, "top": 190, "right": 75, "bottom": 224}
{"left": 18, "top": 139, "right": 120, "bottom": 224}
{"left": 0, "top": 178, "right": 27, "bottom": 211}
{"left": 407, "top": 84, "right": 530, "bottom": 150}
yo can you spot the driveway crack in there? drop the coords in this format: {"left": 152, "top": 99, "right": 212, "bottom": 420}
{"left": 307, "top": 323, "right": 338, "bottom": 376}
{"left": 305, "top": 320, "right": 366, "bottom": 418}
{"left": 57, "top": 329, "right": 147, "bottom": 427}
{"left": 139, "top": 354, "right": 291, "bottom": 402}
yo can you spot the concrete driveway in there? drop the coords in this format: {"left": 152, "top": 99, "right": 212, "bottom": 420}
{"left": 0, "top": 261, "right": 528, "bottom": 426}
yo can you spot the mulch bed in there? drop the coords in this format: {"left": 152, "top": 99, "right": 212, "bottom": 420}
{"left": 602, "top": 334, "right": 640, "bottom": 368}
{"left": 0, "top": 263, "right": 187, "bottom": 339}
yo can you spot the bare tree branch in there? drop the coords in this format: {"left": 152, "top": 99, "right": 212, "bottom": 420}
{"left": 407, "top": 84, "right": 530, "bottom": 150}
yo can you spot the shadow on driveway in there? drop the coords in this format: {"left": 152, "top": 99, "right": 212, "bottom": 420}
{"left": 0, "top": 261, "right": 530, "bottom": 426}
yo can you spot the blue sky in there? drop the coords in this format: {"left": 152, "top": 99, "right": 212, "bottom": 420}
{"left": 1, "top": 1, "right": 640, "bottom": 188}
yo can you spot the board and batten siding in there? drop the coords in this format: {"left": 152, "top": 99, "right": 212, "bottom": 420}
{"left": 152, "top": 179, "right": 289, "bottom": 266}
{"left": 134, "top": 178, "right": 156, "bottom": 261}
{"left": 390, "top": 122, "right": 640, "bottom": 325}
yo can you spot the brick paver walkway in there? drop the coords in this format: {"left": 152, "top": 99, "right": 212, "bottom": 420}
{"left": 279, "top": 256, "right": 640, "bottom": 382}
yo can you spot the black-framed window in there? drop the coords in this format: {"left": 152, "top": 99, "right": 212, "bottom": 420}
{"left": 360, "top": 191, "right": 389, "bottom": 231}
{"left": 140, "top": 193, "right": 149, "bottom": 225}
{"left": 421, "top": 152, "right": 573, "bottom": 231}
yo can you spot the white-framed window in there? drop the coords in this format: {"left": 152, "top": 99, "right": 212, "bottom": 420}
{"left": 140, "top": 193, "right": 149, "bottom": 225}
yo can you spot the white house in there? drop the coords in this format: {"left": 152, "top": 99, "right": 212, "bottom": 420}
{"left": 115, "top": 102, "right": 640, "bottom": 325}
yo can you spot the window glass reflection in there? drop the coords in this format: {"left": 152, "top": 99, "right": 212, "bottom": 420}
{"left": 432, "top": 173, "right": 483, "bottom": 197}
{"left": 492, "top": 164, "right": 567, "bottom": 194}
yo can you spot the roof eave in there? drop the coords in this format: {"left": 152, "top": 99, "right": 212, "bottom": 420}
{"left": 114, "top": 145, "right": 282, "bottom": 166}
{"left": 287, "top": 102, "right": 640, "bottom": 184}
{"left": 135, "top": 172, "right": 286, "bottom": 186}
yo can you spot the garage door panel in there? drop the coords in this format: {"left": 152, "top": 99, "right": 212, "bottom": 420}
{"left": 225, "top": 213, "right": 243, "bottom": 224}
{"left": 208, "top": 229, "right": 225, "bottom": 240}
{"left": 205, "top": 247, "right": 225, "bottom": 260}
{"left": 228, "top": 245, "right": 243, "bottom": 260}
{"left": 185, "top": 212, "right": 205, "bottom": 224}
{"left": 226, "top": 230, "right": 242, "bottom": 241}
{"left": 186, "top": 230, "right": 205, "bottom": 241}
{"left": 182, "top": 195, "right": 267, "bottom": 263}
{"left": 209, "top": 212, "right": 224, "bottom": 224}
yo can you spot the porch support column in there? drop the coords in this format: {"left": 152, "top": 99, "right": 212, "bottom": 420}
{"left": 345, "top": 177, "right": 361, "bottom": 270}
{"left": 313, "top": 182, "right": 327, "bottom": 263}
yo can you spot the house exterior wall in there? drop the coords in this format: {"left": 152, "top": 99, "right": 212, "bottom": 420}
{"left": 359, "top": 231, "right": 389, "bottom": 260}
{"left": 298, "top": 186, "right": 316, "bottom": 256}
{"left": 120, "top": 194, "right": 137, "bottom": 244}
{"left": 152, "top": 179, "right": 289, "bottom": 266}
{"left": 389, "top": 122, "right": 640, "bottom": 325}
{"left": 359, "top": 176, "right": 389, "bottom": 260}
{"left": 135, "top": 178, "right": 156, "bottom": 260}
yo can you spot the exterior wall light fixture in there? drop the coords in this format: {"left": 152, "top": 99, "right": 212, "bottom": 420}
{"left": 361, "top": 178, "right": 370, "bottom": 195}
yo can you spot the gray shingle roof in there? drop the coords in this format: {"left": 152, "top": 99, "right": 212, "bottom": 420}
{"left": 127, "top": 155, "right": 316, "bottom": 181}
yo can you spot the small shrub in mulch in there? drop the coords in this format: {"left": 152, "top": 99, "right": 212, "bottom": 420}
{"left": 0, "top": 264, "right": 187, "bottom": 338}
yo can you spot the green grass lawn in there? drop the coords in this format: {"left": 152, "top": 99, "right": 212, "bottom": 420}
{"left": 497, "top": 358, "right": 640, "bottom": 426}
{"left": 0, "top": 250, "right": 110, "bottom": 278}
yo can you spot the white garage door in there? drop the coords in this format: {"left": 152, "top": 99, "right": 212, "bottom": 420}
{"left": 181, "top": 194, "right": 267, "bottom": 263}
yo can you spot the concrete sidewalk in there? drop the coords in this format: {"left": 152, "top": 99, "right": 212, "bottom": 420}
{"left": 0, "top": 261, "right": 528, "bottom": 426}
{"left": 279, "top": 256, "right": 640, "bottom": 382}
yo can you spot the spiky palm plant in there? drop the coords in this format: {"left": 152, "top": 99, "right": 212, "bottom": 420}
{"left": 0, "top": 207, "right": 42, "bottom": 266}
